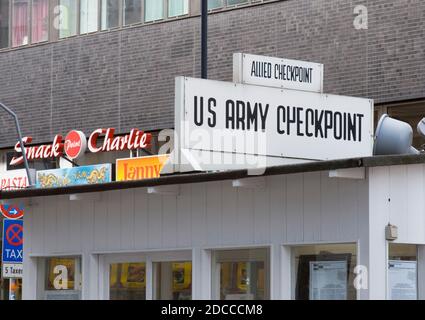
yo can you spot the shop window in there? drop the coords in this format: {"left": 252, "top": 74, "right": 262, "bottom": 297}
{"left": 123, "top": 0, "right": 141, "bottom": 25}
{"left": 43, "top": 257, "right": 82, "bottom": 300}
{"left": 168, "top": 0, "right": 188, "bottom": 18}
{"left": 388, "top": 243, "right": 417, "bottom": 300}
{"left": 80, "top": 0, "right": 99, "bottom": 34}
{"left": 12, "top": 0, "right": 29, "bottom": 47}
{"left": 58, "top": 0, "right": 78, "bottom": 38}
{"left": 109, "top": 262, "right": 146, "bottom": 300}
{"left": 144, "top": 0, "right": 163, "bottom": 22}
{"left": 31, "top": 0, "right": 49, "bottom": 43}
{"left": 153, "top": 261, "right": 192, "bottom": 300}
{"left": 212, "top": 248, "right": 270, "bottom": 300}
{"left": 0, "top": 0, "right": 10, "bottom": 48}
{"left": 292, "top": 244, "right": 357, "bottom": 300}
{"left": 101, "top": 0, "right": 120, "bottom": 30}
{"left": 387, "top": 102, "right": 425, "bottom": 150}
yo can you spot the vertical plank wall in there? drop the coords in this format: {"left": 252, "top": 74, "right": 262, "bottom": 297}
{"left": 25, "top": 171, "right": 367, "bottom": 255}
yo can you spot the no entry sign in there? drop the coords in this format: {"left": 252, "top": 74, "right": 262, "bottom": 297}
{"left": 2, "top": 219, "right": 23, "bottom": 264}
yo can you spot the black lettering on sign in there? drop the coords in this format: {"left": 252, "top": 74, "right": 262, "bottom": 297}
{"left": 193, "top": 96, "right": 204, "bottom": 126}
{"left": 236, "top": 100, "right": 246, "bottom": 130}
{"left": 246, "top": 102, "right": 258, "bottom": 131}
{"left": 275, "top": 106, "right": 365, "bottom": 142}
{"left": 305, "top": 108, "right": 314, "bottom": 137}
{"left": 207, "top": 98, "right": 217, "bottom": 128}
{"left": 251, "top": 61, "right": 272, "bottom": 79}
{"left": 296, "top": 107, "right": 304, "bottom": 136}
{"left": 226, "top": 100, "right": 235, "bottom": 129}
{"left": 259, "top": 104, "right": 269, "bottom": 131}
{"left": 277, "top": 105, "right": 285, "bottom": 134}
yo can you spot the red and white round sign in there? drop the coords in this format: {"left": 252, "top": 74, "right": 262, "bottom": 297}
{"left": 64, "top": 130, "right": 87, "bottom": 160}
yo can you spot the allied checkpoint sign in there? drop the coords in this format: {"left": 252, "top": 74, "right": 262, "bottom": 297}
{"left": 174, "top": 77, "right": 374, "bottom": 170}
{"left": 2, "top": 219, "right": 23, "bottom": 278}
{"left": 233, "top": 53, "right": 324, "bottom": 93}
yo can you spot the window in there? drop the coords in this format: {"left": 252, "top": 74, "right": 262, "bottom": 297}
{"left": 168, "top": 0, "right": 188, "bottom": 18}
{"left": 0, "top": 0, "right": 9, "bottom": 48}
{"left": 212, "top": 248, "right": 270, "bottom": 300}
{"left": 123, "top": 0, "right": 141, "bottom": 26}
{"left": 42, "top": 257, "right": 82, "bottom": 300}
{"left": 101, "top": 0, "right": 120, "bottom": 30}
{"left": 208, "top": 0, "right": 223, "bottom": 10}
{"left": 144, "top": 0, "right": 163, "bottom": 22}
{"left": 388, "top": 244, "right": 417, "bottom": 300}
{"left": 58, "top": 0, "right": 78, "bottom": 38}
{"left": 109, "top": 262, "right": 146, "bottom": 300}
{"left": 12, "top": 0, "right": 29, "bottom": 47}
{"left": 292, "top": 244, "right": 357, "bottom": 300}
{"left": 227, "top": 0, "right": 249, "bottom": 6}
{"left": 31, "top": 0, "right": 49, "bottom": 43}
{"left": 80, "top": 0, "right": 99, "bottom": 33}
{"left": 153, "top": 261, "right": 192, "bottom": 300}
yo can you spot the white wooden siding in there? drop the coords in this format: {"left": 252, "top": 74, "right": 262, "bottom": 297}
{"left": 24, "top": 171, "right": 368, "bottom": 256}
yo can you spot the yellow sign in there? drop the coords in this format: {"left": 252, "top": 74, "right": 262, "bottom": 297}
{"left": 116, "top": 155, "right": 169, "bottom": 181}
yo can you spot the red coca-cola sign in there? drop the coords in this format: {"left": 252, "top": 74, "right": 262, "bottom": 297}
{"left": 64, "top": 130, "right": 87, "bottom": 160}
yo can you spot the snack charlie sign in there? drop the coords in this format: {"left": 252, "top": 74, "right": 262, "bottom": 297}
{"left": 175, "top": 77, "right": 373, "bottom": 162}
{"left": 233, "top": 53, "right": 324, "bottom": 93}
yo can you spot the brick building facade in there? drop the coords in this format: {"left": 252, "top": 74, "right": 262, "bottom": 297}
{"left": 0, "top": 0, "right": 424, "bottom": 148}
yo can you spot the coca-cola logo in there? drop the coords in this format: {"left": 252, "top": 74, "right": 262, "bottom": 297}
{"left": 64, "top": 130, "right": 87, "bottom": 160}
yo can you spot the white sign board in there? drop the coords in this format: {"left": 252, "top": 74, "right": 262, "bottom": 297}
{"left": 387, "top": 260, "right": 417, "bottom": 300}
{"left": 2, "top": 263, "right": 23, "bottom": 279}
{"left": 0, "top": 169, "right": 35, "bottom": 191}
{"left": 234, "top": 53, "right": 324, "bottom": 93}
{"left": 175, "top": 77, "right": 373, "bottom": 163}
{"left": 309, "top": 261, "right": 347, "bottom": 300}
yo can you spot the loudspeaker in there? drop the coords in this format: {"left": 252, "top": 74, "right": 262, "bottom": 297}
{"left": 373, "top": 114, "right": 419, "bottom": 155}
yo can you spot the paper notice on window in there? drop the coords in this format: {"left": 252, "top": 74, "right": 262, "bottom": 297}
{"left": 388, "top": 260, "right": 417, "bottom": 300}
{"left": 309, "top": 261, "right": 348, "bottom": 300}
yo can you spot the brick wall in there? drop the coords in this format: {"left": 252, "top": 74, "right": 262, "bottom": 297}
{"left": 0, "top": 0, "right": 424, "bottom": 147}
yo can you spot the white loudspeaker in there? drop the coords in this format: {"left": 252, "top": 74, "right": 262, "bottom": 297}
{"left": 417, "top": 118, "right": 425, "bottom": 138}
{"left": 373, "top": 114, "right": 419, "bottom": 155}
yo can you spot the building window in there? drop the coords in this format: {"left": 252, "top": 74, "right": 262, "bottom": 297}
{"left": 153, "top": 261, "right": 192, "bottom": 300}
{"left": 58, "top": 0, "right": 78, "bottom": 38}
{"left": 123, "top": 0, "right": 141, "bottom": 26}
{"left": 109, "top": 262, "right": 146, "bottom": 300}
{"left": 0, "top": 0, "right": 10, "bottom": 48}
{"left": 292, "top": 243, "right": 357, "bottom": 300}
{"left": 42, "top": 257, "right": 82, "bottom": 300}
{"left": 388, "top": 243, "right": 417, "bottom": 300}
{"left": 168, "top": 0, "right": 188, "bottom": 18}
{"left": 227, "top": 0, "right": 249, "bottom": 6}
{"left": 212, "top": 248, "right": 270, "bottom": 300}
{"left": 31, "top": 0, "right": 49, "bottom": 43}
{"left": 208, "top": 0, "right": 223, "bottom": 10}
{"left": 144, "top": 0, "right": 163, "bottom": 22}
{"left": 101, "top": 0, "right": 120, "bottom": 30}
{"left": 80, "top": 0, "right": 99, "bottom": 33}
{"left": 12, "top": 0, "right": 30, "bottom": 47}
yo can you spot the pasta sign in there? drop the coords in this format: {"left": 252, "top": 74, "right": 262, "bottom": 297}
{"left": 10, "top": 128, "right": 152, "bottom": 166}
